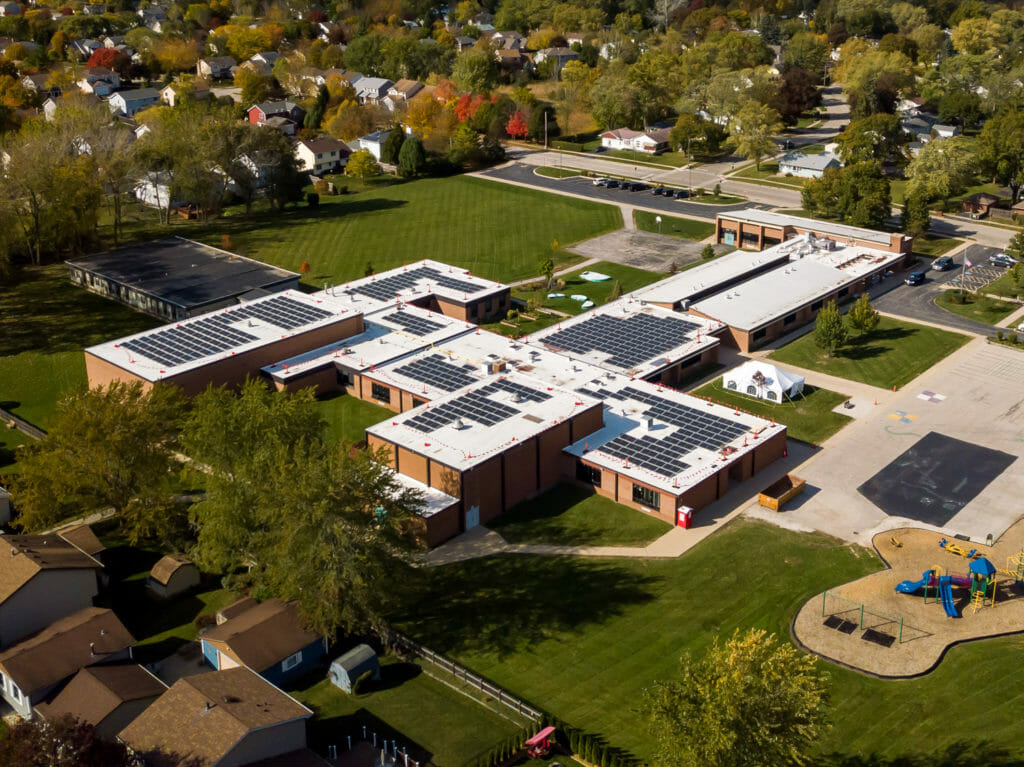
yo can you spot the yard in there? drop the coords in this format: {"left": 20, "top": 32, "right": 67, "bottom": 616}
{"left": 603, "top": 149, "right": 693, "bottom": 168}
{"left": 731, "top": 162, "right": 808, "bottom": 189}
{"left": 912, "top": 235, "right": 962, "bottom": 259}
{"left": 391, "top": 517, "right": 1024, "bottom": 762}
{"left": 487, "top": 483, "right": 670, "bottom": 547}
{"left": 315, "top": 392, "right": 394, "bottom": 445}
{"left": 296, "top": 659, "right": 528, "bottom": 767}
{"left": 935, "top": 291, "right": 1018, "bottom": 325}
{"left": 985, "top": 270, "right": 1024, "bottom": 300}
{"left": 0, "top": 426, "right": 31, "bottom": 477}
{"left": 632, "top": 211, "right": 716, "bottom": 241}
{"left": 511, "top": 261, "right": 664, "bottom": 318}
{"left": 690, "top": 380, "right": 852, "bottom": 445}
{"left": 769, "top": 317, "right": 970, "bottom": 390}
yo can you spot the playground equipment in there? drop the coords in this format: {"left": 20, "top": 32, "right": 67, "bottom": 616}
{"left": 939, "top": 538, "right": 979, "bottom": 559}
{"left": 890, "top": 536, "right": 903, "bottom": 548}
{"left": 896, "top": 558, "right": 999, "bottom": 618}
{"left": 525, "top": 727, "right": 556, "bottom": 759}
{"left": 1000, "top": 550, "right": 1024, "bottom": 582}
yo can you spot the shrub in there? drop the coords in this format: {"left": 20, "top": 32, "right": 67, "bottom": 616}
{"left": 701, "top": 244, "right": 716, "bottom": 260}
{"left": 997, "top": 329, "right": 1004, "bottom": 341}
{"left": 306, "top": 192, "right": 319, "bottom": 207}
{"left": 713, "top": 183, "right": 721, "bottom": 197}
{"left": 1010, "top": 333, "right": 1019, "bottom": 344}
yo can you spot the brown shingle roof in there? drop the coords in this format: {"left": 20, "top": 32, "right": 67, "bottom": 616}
{"left": 217, "top": 596, "right": 258, "bottom": 624}
{"left": 201, "top": 599, "right": 320, "bottom": 673}
{"left": 118, "top": 667, "right": 312, "bottom": 766}
{"left": 0, "top": 607, "right": 135, "bottom": 694}
{"left": 0, "top": 534, "right": 102, "bottom": 604}
{"left": 56, "top": 524, "right": 106, "bottom": 557}
{"left": 299, "top": 137, "right": 351, "bottom": 155}
{"left": 35, "top": 664, "right": 165, "bottom": 726}
{"left": 149, "top": 554, "right": 194, "bottom": 586}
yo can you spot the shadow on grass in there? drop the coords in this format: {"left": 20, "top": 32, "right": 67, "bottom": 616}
{"left": 134, "top": 636, "right": 191, "bottom": 666}
{"left": 307, "top": 707, "right": 434, "bottom": 765}
{"left": 364, "top": 662, "right": 422, "bottom": 693}
{"left": 820, "top": 741, "right": 1024, "bottom": 766}
{"left": 393, "top": 555, "right": 659, "bottom": 657}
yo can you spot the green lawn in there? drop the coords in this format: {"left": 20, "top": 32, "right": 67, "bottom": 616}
{"left": 0, "top": 426, "right": 32, "bottom": 476}
{"left": 632, "top": 211, "right": 716, "bottom": 241}
{"left": 769, "top": 317, "right": 970, "bottom": 390}
{"left": 690, "top": 193, "right": 745, "bottom": 204}
{"left": 985, "top": 271, "right": 1024, "bottom": 300}
{"left": 0, "top": 265, "right": 160, "bottom": 429}
{"left": 535, "top": 167, "right": 581, "bottom": 179}
{"left": 488, "top": 483, "right": 670, "bottom": 547}
{"left": 731, "top": 162, "right": 808, "bottom": 189}
{"left": 296, "top": 659, "right": 527, "bottom": 767}
{"left": 513, "top": 261, "right": 663, "bottom": 318}
{"left": 912, "top": 235, "right": 962, "bottom": 259}
{"left": 603, "top": 149, "right": 693, "bottom": 168}
{"left": 690, "top": 381, "right": 852, "bottom": 445}
{"left": 315, "top": 392, "right": 394, "bottom": 445}
{"left": 935, "top": 291, "right": 1018, "bottom": 325}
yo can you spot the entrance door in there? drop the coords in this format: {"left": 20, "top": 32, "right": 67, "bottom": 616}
{"left": 465, "top": 505, "right": 480, "bottom": 530}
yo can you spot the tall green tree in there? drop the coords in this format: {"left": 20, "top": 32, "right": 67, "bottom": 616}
{"left": 380, "top": 128, "right": 406, "bottom": 165}
{"left": 728, "top": 102, "right": 783, "bottom": 171}
{"left": 451, "top": 45, "right": 500, "bottom": 93}
{"left": 905, "top": 137, "right": 977, "bottom": 206}
{"left": 834, "top": 114, "right": 907, "bottom": 165}
{"left": 846, "top": 293, "right": 880, "bottom": 335}
{"left": 10, "top": 381, "right": 187, "bottom": 540}
{"left": 398, "top": 136, "right": 427, "bottom": 178}
{"left": 802, "top": 161, "right": 892, "bottom": 228}
{"left": 304, "top": 84, "right": 329, "bottom": 130}
{"left": 903, "top": 189, "right": 931, "bottom": 237}
{"left": 978, "top": 109, "right": 1024, "bottom": 204}
{"left": 644, "top": 629, "right": 830, "bottom": 767}
{"left": 814, "top": 300, "right": 848, "bottom": 358}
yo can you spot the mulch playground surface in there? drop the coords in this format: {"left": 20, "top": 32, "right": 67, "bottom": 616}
{"left": 793, "top": 520, "right": 1024, "bottom": 677}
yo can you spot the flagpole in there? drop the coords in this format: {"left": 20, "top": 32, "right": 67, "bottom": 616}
{"left": 960, "top": 249, "right": 968, "bottom": 301}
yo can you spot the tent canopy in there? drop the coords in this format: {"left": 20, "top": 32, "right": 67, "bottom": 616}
{"left": 723, "top": 361, "right": 805, "bottom": 402}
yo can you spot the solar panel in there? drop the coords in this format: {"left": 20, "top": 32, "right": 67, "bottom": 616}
{"left": 540, "top": 313, "right": 702, "bottom": 370}
{"left": 601, "top": 432, "right": 690, "bottom": 477}
{"left": 403, "top": 378, "right": 551, "bottom": 433}
{"left": 393, "top": 354, "right": 479, "bottom": 392}
{"left": 621, "top": 386, "right": 749, "bottom": 450}
{"left": 350, "top": 267, "right": 482, "bottom": 302}
{"left": 381, "top": 309, "right": 447, "bottom": 337}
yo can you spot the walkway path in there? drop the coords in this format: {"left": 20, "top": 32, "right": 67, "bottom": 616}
{"left": 506, "top": 257, "right": 599, "bottom": 288}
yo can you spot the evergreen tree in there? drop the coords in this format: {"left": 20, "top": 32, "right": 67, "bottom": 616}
{"left": 814, "top": 300, "right": 848, "bottom": 358}
{"left": 381, "top": 128, "right": 406, "bottom": 165}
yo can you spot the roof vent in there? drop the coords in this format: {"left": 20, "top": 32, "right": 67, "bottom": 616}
{"left": 511, "top": 392, "right": 523, "bottom": 404}
{"left": 454, "top": 418, "right": 468, "bottom": 430}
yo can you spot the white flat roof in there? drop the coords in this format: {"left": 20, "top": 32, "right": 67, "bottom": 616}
{"left": 691, "top": 237, "right": 903, "bottom": 331}
{"left": 87, "top": 290, "right": 359, "bottom": 382}
{"left": 564, "top": 379, "right": 785, "bottom": 495}
{"left": 717, "top": 209, "right": 895, "bottom": 246}
{"left": 389, "top": 471, "right": 458, "bottom": 518}
{"left": 366, "top": 373, "right": 599, "bottom": 472}
{"left": 524, "top": 299, "right": 721, "bottom": 378}
{"left": 629, "top": 248, "right": 789, "bottom": 305}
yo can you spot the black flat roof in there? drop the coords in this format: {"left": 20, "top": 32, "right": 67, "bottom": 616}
{"left": 68, "top": 238, "right": 298, "bottom": 310}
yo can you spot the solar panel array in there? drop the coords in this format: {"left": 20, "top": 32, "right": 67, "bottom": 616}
{"left": 405, "top": 379, "right": 551, "bottom": 433}
{"left": 393, "top": 354, "right": 479, "bottom": 392}
{"left": 381, "top": 309, "right": 448, "bottom": 337}
{"left": 351, "top": 266, "right": 483, "bottom": 302}
{"left": 119, "top": 295, "right": 334, "bottom": 368}
{"left": 601, "top": 433, "right": 690, "bottom": 476}
{"left": 541, "top": 313, "right": 703, "bottom": 369}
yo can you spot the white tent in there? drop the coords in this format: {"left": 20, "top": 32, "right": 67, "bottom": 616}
{"left": 723, "top": 361, "right": 804, "bottom": 402}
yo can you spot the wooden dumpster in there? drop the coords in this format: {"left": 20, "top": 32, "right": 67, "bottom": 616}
{"left": 758, "top": 474, "right": 806, "bottom": 511}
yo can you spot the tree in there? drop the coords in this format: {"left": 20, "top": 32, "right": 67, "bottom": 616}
{"left": 398, "top": 136, "right": 426, "bottom": 178}
{"left": 802, "top": 162, "right": 892, "bottom": 228}
{"left": 233, "top": 66, "right": 274, "bottom": 106}
{"left": 324, "top": 100, "right": 377, "bottom": 142}
{"left": 847, "top": 293, "right": 880, "bottom": 335}
{"left": 770, "top": 67, "right": 822, "bottom": 125}
{"left": 835, "top": 114, "right": 907, "bottom": 165}
{"left": 701, "top": 244, "right": 716, "bottom": 259}
{"left": 346, "top": 149, "right": 381, "bottom": 178}
{"left": 905, "top": 137, "right": 977, "bottom": 205}
{"left": 670, "top": 113, "right": 725, "bottom": 156}
{"left": 978, "top": 109, "right": 1024, "bottom": 204}
{"left": 1006, "top": 231, "right": 1024, "bottom": 260}
{"left": 903, "top": 189, "right": 931, "bottom": 237}
{"left": 814, "top": 300, "right": 848, "bottom": 358}
{"left": 304, "top": 84, "right": 329, "bottom": 130}
{"left": 505, "top": 110, "right": 528, "bottom": 139}
{"left": 380, "top": 128, "right": 406, "bottom": 165}
{"left": 782, "top": 32, "right": 830, "bottom": 79}
{"left": 452, "top": 45, "right": 500, "bottom": 94}
{"left": 539, "top": 256, "right": 555, "bottom": 288}
{"left": 728, "top": 102, "right": 783, "bottom": 171}
{"left": 0, "top": 715, "right": 133, "bottom": 766}
{"left": 644, "top": 629, "right": 829, "bottom": 767}
{"left": 10, "top": 381, "right": 187, "bottom": 541}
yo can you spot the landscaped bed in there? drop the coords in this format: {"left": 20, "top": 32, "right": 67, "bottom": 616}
{"left": 511, "top": 261, "right": 663, "bottom": 318}
{"left": 935, "top": 290, "right": 1017, "bottom": 325}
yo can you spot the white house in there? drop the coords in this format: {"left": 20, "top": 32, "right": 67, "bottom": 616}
{"left": 108, "top": 87, "right": 161, "bottom": 117}
{"left": 244, "top": 51, "right": 279, "bottom": 76}
{"left": 295, "top": 137, "right": 350, "bottom": 174}
{"left": 355, "top": 76, "right": 393, "bottom": 104}
{"left": 354, "top": 129, "right": 391, "bottom": 161}
{"left": 196, "top": 55, "right": 236, "bottom": 80}
{"left": 160, "top": 83, "right": 209, "bottom": 108}
{"left": 777, "top": 151, "right": 841, "bottom": 179}
{"left": 134, "top": 172, "right": 179, "bottom": 209}
{"left": 723, "top": 361, "right": 804, "bottom": 403}
{"left": 77, "top": 66, "right": 120, "bottom": 96}
{"left": 600, "top": 127, "right": 671, "bottom": 154}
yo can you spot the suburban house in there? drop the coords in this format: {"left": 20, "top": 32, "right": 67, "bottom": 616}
{"left": 491, "top": 30, "right": 525, "bottom": 50}
{"left": 0, "top": 607, "right": 135, "bottom": 719}
{"left": 70, "top": 38, "right": 102, "bottom": 59}
{"left": 160, "top": 83, "right": 210, "bottom": 108}
{"left": 600, "top": 127, "right": 671, "bottom": 154}
{"left": 200, "top": 599, "right": 327, "bottom": 687}
{"left": 496, "top": 48, "right": 527, "bottom": 71}
{"left": 353, "top": 128, "right": 392, "bottom": 160}
{"left": 77, "top": 66, "right": 120, "bottom": 96}
{"left": 534, "top": 46, "right": 580, "bottom": 69}
{"left": 146, "top": 554, "right": 200, "bottom": 599}
{"left": 55, "top": 524, "right": 106, "bottom": 562}
{"left": 118, "top": 667, "right": 318, "bottom": 766}
{"left": 962, "top": 192, "right": 1001, "bottom": 219}
{"left": 0, "top": 2, "right": 21, "bottom": 16}
{"left": 355, "top": 76, "right": 393, "bottom": 104}
{"left": 20, "top": 73, "right": 59, "bottom": 99}
{"left": 197, "top": 55, "right": 236, "bottom": 80}
{"left": 454, "top": 36, "right": 475, "bottom": 52}
{"left": 102, "top": 34, "right": 126, "bottom": 49}
{"left": 247, "top": 100, "right": 305, "bottom": 129}
{"left": 244, "top": 51, "right": 280, "bottom": 76}
{"left": 108, "top": 87, "right": 161, "bottom": 117}
{"left": 35, "top": 664, "right": 166, "bottom": 739}
{"left": 0, "top": 533, "right": 103, "bottom": 648}
{"left": 295, "top": 137, "right": 350, "bottom": 174}
{"left": 386, "top": 78, "right": 424, "bottom": 104}
{"left": 777, "top": 151, "right": 841, "bottom": 179}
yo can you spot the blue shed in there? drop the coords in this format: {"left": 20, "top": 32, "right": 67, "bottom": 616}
{"left": 329, "top": 645, "right": 380, "bottom": 693}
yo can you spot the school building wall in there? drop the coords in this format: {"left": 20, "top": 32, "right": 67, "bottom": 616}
{"left": 716, "top": 217, "right": 910, "bottom": 255}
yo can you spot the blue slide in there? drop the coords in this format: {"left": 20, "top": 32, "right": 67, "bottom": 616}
{"left": 938, "top": 576, "right": 960, "bottom": 618}
{"left": 895, "top": 570, "right": 933, "bottom": 594}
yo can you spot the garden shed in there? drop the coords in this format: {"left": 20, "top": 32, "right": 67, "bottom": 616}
{"left": 723, "top": 361, "right": 804, "bottom": 402}
{"left": 328, "top": 644, "right": 380, "bottom": 693}
{"left": 146, "top": 554, "right": 200, "bottom": 599}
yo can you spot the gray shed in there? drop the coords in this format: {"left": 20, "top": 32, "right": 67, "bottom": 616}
{"left": 328, "top": 644, "right": 380, "bottom": 693}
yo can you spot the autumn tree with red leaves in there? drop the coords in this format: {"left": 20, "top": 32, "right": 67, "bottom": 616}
{"left": 506, "top": 110, "right": 528, "bottom": 139}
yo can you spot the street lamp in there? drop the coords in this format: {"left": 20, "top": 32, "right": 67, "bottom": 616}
{"left": 656, "top": 215, "right": 662, "bottom": 234}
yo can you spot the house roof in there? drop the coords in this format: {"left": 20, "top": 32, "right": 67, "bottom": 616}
{"left": 216, "top": 596, "right": 258, "bottom": 624}
{"left": 600, "top": 127, "right": 670, "bottom": 143}
{"left": 250, "top": 100, "right": 300, "bottom": 114}
{"left": 358, "top": 128, "right": 391, "bottom": 144}
{"left": 0, "top": 533, "right": 102, "bottom": 605}
{"left": 149, "top": 554, "right": 195, "bottom": 586}
{"left": 112, "top": 87, "right": 160, "bottom": 102}
{"left": 35, "top": 664, "right": 166, "bottom": 726}
{"left": 202, "top": 55, "right": 236, "bottom": 67}
{"left": 779, "top": 151, "right": 840, "bottom": 171}
{"left": 299, "top": 137, "right": 351, "bottom": 155}
{"left": 118, "top": 667, "right": 313, "bottom": 767}
{"left": 201, "top": 599, "right": 319, "bottom": 673}
{"left": 334, "top": 643, "right": 377, "bottom": 672}
{"left": 389, "top": 78, "right": 422, "bottom": 96}
{"left": 0, "top": 607, "right": 135, "bottom": 693}
{"left": 56, "top": 524, "right": 105, "bottom": 557}
{"left": 356, "top": 76, "right": 392, "bottom": 92}
{"left": 964, "top": 192, "right": 999, "bottom": 205}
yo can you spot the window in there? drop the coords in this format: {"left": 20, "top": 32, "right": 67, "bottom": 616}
{"left": 838, "top": 287, "right": 849, "bottom": 298}
{"left": 752, "top": 328, "right": 767, "bottom": 340}
{"left": 412, "top": 398, "right": 427, "bottom": 408}
{"left": 767, "top": 391, "right": 777, "bottom": 401}
{"left": 281, "top": 650, "right": 303, "bottom": 672}
{"left": 811, "top": 300, "right": 823, "bottom": 311}
{"left": 371, "top": 382, "right": 391, "bottom": 403}
{"left": 727, "top": 380, "right": 737, "bottom": 390}
{"left": 576, "top": 462, "right": 601, "bottom": 487}
{"left": 632, "top": 483, "right": 660, "bottom": 510}
{"left": 747, "top": 385, "right": 757, "bottom": 395}
{"left": 783, "top": 313, "right": 797, "bottom": 326}
{"left": 337, "top": 369, "right": 353, "bottom": 387}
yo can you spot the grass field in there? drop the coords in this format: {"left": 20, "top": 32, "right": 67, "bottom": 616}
{"left": 315, "top": 392, "right": 394, "bottom": 445}
{"left": 296, "top": 659, "right": 527, "bottom": 767}
{"left": 935, "top": 291, "right": 1018, "bottom": 325}
{"left": 0, "top": 265, "right": 159, "bottom": 429}
{"left": 603, "top": 149, "right": 692, "bottom": 168}
{"left": 690, "top": 192, "right": 745, "bottom": 204}
{"left": 769, "top": 317, "right": 970, "bottom": 390}
{"left": 512, "top": 261, "right": 663, "bottom": 318}
{"left": 690, "top": 381, "right": 852, "bottom": 444}
{"left": 393, "top": 518, "right": 1024, "bottom": 762}
{"left": 0, "top": 426, "right": 31, "bottom": 476}
{"left": 487, "top": 483, "right": 670, "bottom": 547}
{"left": 731, "top": 162, "right": 808, "bottom": 189}
{"left": 985, "top": 271, "right": 1024, "bottom": 300}
{"left": 632, "top": 211, "right": 716, "bottom": 240}
{"left": 913, "top": 235, "right": 962, "bottom": 259}
{"left": 535, "top": 167, "right": 581, "bottom": 178}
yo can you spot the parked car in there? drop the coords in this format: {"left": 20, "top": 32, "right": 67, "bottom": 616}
{"left": 652, "top": 187, "right": 666, "bottom": 195}
{"left": 990, "top": 253, "right": 1017, "bottom": 268}
{"left": 932, "top": 256, "right": 954, "bottom": 271}
{"left": 593, "top": 177, "right": 611, "bottom": 186}
{"left": 673, "top": 188, "right": 689, "bottom": 199}
{"left": 606, "top": 179, "right": 619, "bottom": 189}
{"left": 628, "top": 182, "right": 649, "bottom": 192}
{"left": 905, "top": 271, "right": 926, "bottom": 286}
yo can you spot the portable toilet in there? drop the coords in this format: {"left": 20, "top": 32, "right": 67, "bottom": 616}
{"left": 329, "top": 644, "right": 380, "bottom": 693}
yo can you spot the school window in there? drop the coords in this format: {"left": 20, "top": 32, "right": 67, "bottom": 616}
{"left": 783, "top": 313, "right": 797, "bottom": 325}
{"left": 281, "top": 650, "right": 303, "bottom": 672}
{"left": 811, "top": 300, "right": 823, "bottom": 311}
{"left": 838, "top": 287, "right": 849, "bottom": 297}
{"left": 575, "top": 462, "right": 602, "bottom": 487}
{"left": 632, "top": 483, "right": 660, "bottom": 510}
{"left": 371, "top": 383, "right": 391, "bottom": 403}
{"left": 752, "top": 328, "right": 767, "bottom": 340}
{"left": 337, "top": 369, "right": 353, "bottom": 387}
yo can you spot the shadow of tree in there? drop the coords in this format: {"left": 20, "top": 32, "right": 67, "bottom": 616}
{"left": 820, "top": 741, "right": 1024, "bottom": 766}
{"left": 392, "top": 555, "right": 659, "bottom": 658}
{"left": 306, "top": 708, "right": 433, "bottom": 765}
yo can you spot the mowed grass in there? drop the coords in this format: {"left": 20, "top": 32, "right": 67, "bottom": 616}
{"left": 394, "top": 519, "right": 1024, "bottom": 762}
{"left": 913, "top": 235, "right": 962, "bottom": 259}
{"left": 935, "top": 291, "right": 1018, "bottom": 325}
{"left": 769, "top": 317, "right": 970, "bottom": 390}
{"left": 985, "top": 271, "right": 1024, "bottom": 300}
{"left": 731, "top": 162, "right": 808, "bottom": 189}
{"left": 488, "top": 483, "right": 670, "bottom": 547}
{"left": 296, "top": 659, "right": 526, "bottom": 767}
{"left": 0, "top": 426, "right": 32, "bottom": 476}
{"left": 690, "top": 381, "right": 852, "bottom": 445}
{"left": 513, "top": 261, "right": 663, "bottom": 317}
{"left": 632, "top": 210, "right": 716, "bottom": 240}
{"left": 0, "top": 265, "right": 160, "bottom": 429}
{"left": 314, "top": 392, "right": 394, "bottom": 445}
